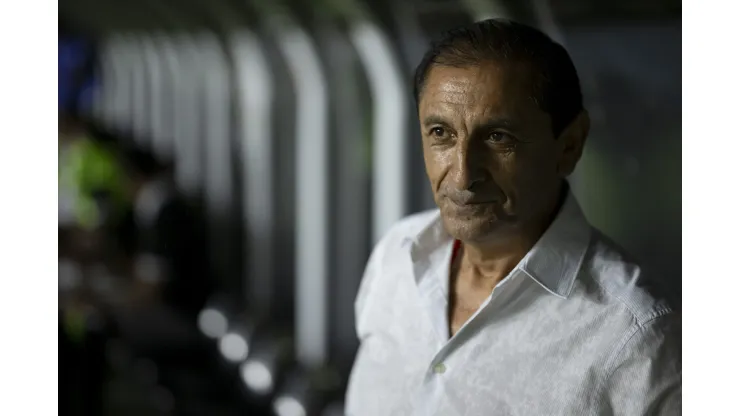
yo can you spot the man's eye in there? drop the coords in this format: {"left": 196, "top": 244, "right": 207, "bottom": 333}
{"left": 488, "top": 131, "right": 513, "bottom": 143}
{"left": 431, "top": 127, "right": 446, "bottom": 137}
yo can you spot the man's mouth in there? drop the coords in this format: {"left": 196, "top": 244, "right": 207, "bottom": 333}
{"left": 448, "top": 196, "right": 497, "bottom": 207}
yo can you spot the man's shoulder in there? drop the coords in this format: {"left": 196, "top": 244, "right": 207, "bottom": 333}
{"left": 354, "top": 210, "right": 439, "bottom": 328}
{"left": 373, "top": 209, "right": 440, "bottom": 253}
{"left": 359, "top": 209, "right": 438, "bottom": 290}
{"left": 579, "top": 228, "right": 678, "bottom": 326}
{"left": 571, "top": 230, "right": 681, "bottom": 383}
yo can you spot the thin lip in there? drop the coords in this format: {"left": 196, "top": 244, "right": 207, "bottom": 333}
{"left": 448, "top": 199, "right": 497, "bottom": 207}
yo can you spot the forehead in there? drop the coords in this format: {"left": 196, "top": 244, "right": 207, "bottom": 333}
{"left": 418, "top": 62, "right": 541, "bottom": 118}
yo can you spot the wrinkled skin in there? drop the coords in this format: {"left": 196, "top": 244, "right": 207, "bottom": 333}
{"left": 418, "top": 61, "right": 590, "bottom": 246}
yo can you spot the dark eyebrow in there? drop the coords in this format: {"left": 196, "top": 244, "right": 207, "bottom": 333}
{"left": 474, "top": 117, "right": 520, "bottom": 132}
{"left": 422, "top": 115, "right": 451, "bottom": 128}
{"left": 422, "top": 115, "right": 522, "bottom": 132}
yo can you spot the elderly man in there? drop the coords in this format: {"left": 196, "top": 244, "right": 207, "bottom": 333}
{"left": 346, "top": 19, "right": 680, "bottom": 416}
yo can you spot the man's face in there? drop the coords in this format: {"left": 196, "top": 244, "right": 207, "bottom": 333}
{"left": 418, "top": 62, "right": 584, "bottom": 243}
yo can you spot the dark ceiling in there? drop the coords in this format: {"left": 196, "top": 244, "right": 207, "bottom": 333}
{"left": 60, "top": 0, "right": 681, "bottom": 37}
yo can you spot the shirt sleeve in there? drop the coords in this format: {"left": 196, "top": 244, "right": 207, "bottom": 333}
{"left": 601, "top": 312, "right": 682, "bottom": 416}
{"left": 346, "top": 230, "right": 395, "bottom": 416}
{"left": 353, "top": 231, "right": 390, "bottom": 340}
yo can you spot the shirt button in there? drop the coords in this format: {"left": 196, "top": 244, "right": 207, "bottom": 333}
{"left": 432, "top": 363, "right": 446, "bottom": 374}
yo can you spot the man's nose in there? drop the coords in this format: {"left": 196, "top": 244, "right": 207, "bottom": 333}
{"left": 451, "top": 138, "right": 487, "bottom": 190}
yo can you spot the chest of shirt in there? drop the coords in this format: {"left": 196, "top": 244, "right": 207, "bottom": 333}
{"left": 353, "top": 270, "right": 632, "bottom": 416}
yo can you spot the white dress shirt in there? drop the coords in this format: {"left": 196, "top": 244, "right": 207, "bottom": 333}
{"left": 345, "top": 192, "right": 680, "bottom": 416}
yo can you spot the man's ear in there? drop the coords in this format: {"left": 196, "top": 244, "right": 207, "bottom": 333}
{"left": 556, "top": 110, "right": 590, "bottom": 177}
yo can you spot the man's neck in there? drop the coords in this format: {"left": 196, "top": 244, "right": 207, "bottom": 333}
{"left": 457, "top": 230, "right": 539, "bottom": 290}
{"left": 456, "top": 187, "right": 567, "bottom": 288}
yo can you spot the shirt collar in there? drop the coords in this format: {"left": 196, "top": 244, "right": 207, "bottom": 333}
{"left": 402, "top": 190, "right": 592, "bottom": 299}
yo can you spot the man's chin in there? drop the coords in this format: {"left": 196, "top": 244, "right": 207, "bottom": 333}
{"left": 441, "top": 212, "right": 512, "bottom": 242}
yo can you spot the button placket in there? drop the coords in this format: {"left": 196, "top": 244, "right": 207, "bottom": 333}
{"left": 432, "top": 363, "right": 447, "bottom": 374}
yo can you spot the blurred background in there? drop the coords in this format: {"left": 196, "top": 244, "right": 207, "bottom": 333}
{"left": 58, "top": 0, "right": 681, "bottom": 415}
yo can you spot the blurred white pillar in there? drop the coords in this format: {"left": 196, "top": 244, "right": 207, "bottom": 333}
{"left": 232, "top": 29, "right": 276, "bottom": 312}
{"left": 350, "top": 22, "right": 408, "bottom": 244}
{"left": 130, "top": 36, "right": 150, "bottom": 146}
{"left": 275, "top": 18, "right": 330, "bottom": 367}
{"left": 141, "top": 35, "right": 166, "bottom": 158}
{"left": 153, "top": 34, "right": 180, "bottom": 162}
{"left": 171, "top": 35, "right": 203, "bottom": 196}
{"left": 197, "top": 33, "right": 234, "bottom": 220}
{"left": 101, "top": 35, "right": 136, "bottom": 136}
{"left": 323, "top": 23, "right": 374, "bottom": 364}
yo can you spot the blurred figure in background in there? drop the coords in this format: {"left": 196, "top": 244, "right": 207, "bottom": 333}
{"left": 102, "top": 145, "right": 214, "bottom": 395}
{"left": 115, "top": 147, "right": 212, "bottom": 320}
{"left": 346, "top": 19, "right": 680, "bottom": 416}
{"left": 60, "top": 133, "right": 215, "bottom": 411}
